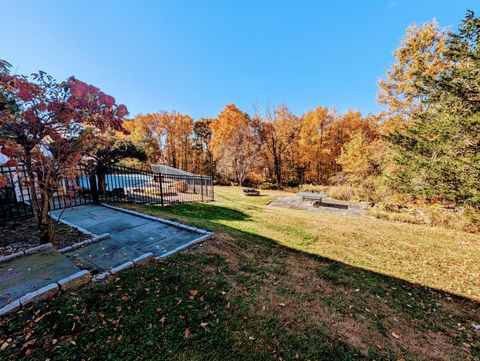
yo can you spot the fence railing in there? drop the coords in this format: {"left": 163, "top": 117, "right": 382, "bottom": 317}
{"left": 0, "top": 164, "right": 214, "bottom": 220}
{"left": 97, "top": 165, "right": 214, "bottom": 205}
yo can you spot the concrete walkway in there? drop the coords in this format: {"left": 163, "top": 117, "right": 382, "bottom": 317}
{"left": 53, "top": 205, "right": 199, "bottom": 272}
{"left": 0, "top": 248, "right": 79, "bottom": 307}
{"left": 0, "top": 204, "right": 204, "bottom": 308}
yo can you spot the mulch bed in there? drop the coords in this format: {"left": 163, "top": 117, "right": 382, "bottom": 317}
{"left": 0, "top": 218, "right": 89, "bottom": 256}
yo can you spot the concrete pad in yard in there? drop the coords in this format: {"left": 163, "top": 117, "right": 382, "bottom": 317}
{"left": 138, "top": 232, "right": 198, "bottom": 254}
{"left": 55, "top": 204, "right": 207, "bottom": 263}
{"left": 65, "top": 238, "right": 144, "bottom": 272}
{"left": 111, "top": 223, "right": 172, "bottom": 247}
{"left": 0, "top": 248, "right": 80, "bottom": 308}
{"left": 85, "top": 218, "right": 149, "bottom": 235}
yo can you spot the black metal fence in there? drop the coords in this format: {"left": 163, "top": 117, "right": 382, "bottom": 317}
{"left": 0, "top": 164, "right": 214, "bottom": 221}
{"left": 98, "top": 165, "right": 214, "bottom": 205}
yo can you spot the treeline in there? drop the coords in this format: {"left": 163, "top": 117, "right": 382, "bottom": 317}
{"left": 123, "top": 105, "right": 377, "bottom": 186}
{"left": 122, "top": 11, "right": 480, "bottom": 210}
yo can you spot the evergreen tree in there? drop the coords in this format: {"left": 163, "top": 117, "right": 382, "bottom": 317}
{"left": 387, "top": 11, "right": 480, "bottom": 206}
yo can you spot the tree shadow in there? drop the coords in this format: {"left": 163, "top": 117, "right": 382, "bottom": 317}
{"left": 114, "top": 201, "right": 479, "bottom": 358}
{"left": 134, "top": 202, "right": 479, "bottom": 303}
{"left": 131, "top": 201, "right": 250, "bottom": 222}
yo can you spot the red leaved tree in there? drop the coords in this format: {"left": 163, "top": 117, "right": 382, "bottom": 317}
{"left": 0, "top": 60, "right": 128, "bottom": 243}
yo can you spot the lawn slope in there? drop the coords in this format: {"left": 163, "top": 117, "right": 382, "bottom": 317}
{"left": 1, "top": 187, "right": 478, "bottom": 360}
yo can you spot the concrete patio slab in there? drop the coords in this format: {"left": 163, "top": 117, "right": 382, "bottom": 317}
{"left": 66, "top": 238, "right": 144, "bottom": 272}
{"left": 0, "top": 248, "right": 79, "bottom": 308}
{"left": 52, "top": 204, "right": 205, "bottom": 271}
{"left": 0, "top": 204, "right": 211, "bottom": 312}
{"left": 269, "top": 196, "right": 367, "bottom": 217}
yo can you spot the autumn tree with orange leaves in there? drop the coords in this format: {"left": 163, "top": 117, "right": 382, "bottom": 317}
{"left": 211, "top": 104, "right": 260, "bottom": 186}
{"left": 254, "top": 105, "right": 301, "bottom": 185}
{"left": 126, "top": 111, "right": 195, "bottom": 172}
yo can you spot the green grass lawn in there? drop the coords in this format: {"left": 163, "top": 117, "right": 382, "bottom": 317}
{"left": 1, "top": 186, "right": 479, "bottom": 360}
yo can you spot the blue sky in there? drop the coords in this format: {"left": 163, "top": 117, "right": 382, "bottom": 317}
{"left": 1, "top": 1, "right": 476, "bottom": 119}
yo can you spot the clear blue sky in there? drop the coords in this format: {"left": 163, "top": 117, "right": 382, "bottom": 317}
{"left": 1, "top": 1, "right": 476, "bottom": 119}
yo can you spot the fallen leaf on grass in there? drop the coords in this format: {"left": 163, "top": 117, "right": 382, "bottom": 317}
{"left": 189, "top": 289, "right": 198, "bottom": 297}
{"left": 33, "top": 314, "right": 45, "bottom": 323}
{"left": 391, "top": 332, "right": 400, "bottom": 339}
{"left": 121, "top": 294, "right": 129, "bottom": 301}
{"left": 184, "top": 328, "right": 190, "bottom": 338}
{"left": 22, "top": 339, "right": 36, "bottom": 349}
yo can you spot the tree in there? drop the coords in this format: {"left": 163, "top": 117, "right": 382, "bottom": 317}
{"left": 254, "top": 105, "right": 301, "bottom": 185}
{"left": 129, "top": 111, "right": 194, "bottom": 171}
{"left": 120, "top": 117, "right": 161, "bottom": 164}
{"left": 298, "top": 108, "right": 375, "bottom": 183}
{"left": 0, "top": 60, "right": 128, "bottom": 242}
{"left": 89, "top": 135, "right": 147, "bottom": 193}
{"left": 377, "top": 20, "right": 451, "bottom": 122}
{"left": 298, "top": 106, "right": 333, "bottom": 183}
{"left": 193, "top": 118, "right": 215, "bottom": 177}
{"left": 386, "top": 11, "right": 480, "bottom": 207}
{"left": 211, "top": 104, "right": 260, "bottom": 186}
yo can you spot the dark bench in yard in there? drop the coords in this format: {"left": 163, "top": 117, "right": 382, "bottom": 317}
{"left": 243, "top": 188, "right": 260, "bottom": 196}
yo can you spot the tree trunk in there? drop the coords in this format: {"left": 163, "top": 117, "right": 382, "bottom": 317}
{"left": 97, "top": 168, "right": 106, "bottom": 195}
{"left": 39, "top": 189, "right": 52, "bottom": 244}
{"left": 24, "top": 150, "right": 40, "bottom": 223}
{"left": 89, "top": 174, "right": 99, "bottom": 204}
{"left": 274, "top": 154, "right": 282, "bottom": 185}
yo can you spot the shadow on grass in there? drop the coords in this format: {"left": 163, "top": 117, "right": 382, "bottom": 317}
{"left": 133, "top": 201, "right": 480, "bottom": 305}
{"left": 152, "top": 202, "right": 250, "bottom": 222}
{"left": 117, "top": 201, "right": 480, "bottom": 359}
{"left": 5, "top": 201, "right": 474, "bottom": 360}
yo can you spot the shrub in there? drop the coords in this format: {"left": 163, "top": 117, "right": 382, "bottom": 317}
{"left": 173, "top": 180, "right": 188, "bottom": 193}
{"left": 298, "top": 184, "right": 362, "bottom": 201}
{"left": 258, "top": 182, "right": 282, "bottom": 190}
{"left": 368, "top": 202, "right": 480, "bottom": 233}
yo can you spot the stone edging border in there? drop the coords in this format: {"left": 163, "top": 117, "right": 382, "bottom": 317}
{"left": 0, "top": 233, "right": 111, "bottom": 264}
{"left": 49, "top": 211, "right": 97, "bottom": 237}
{"left": 57, "top": 233, "right": 111, "bottom": 253}
{"left": 0, "top": 243, "right": 53, "bottom": 264}
{"left": 155, "top": 233, "right": 213, "bottom": 260}
{"left": 100, "top": 203, "right": 213, "bottom": 236}
{"left": 0, "top": 252, "right": 156, "bottom": 317}
{"left": 0, "top": 206, "right": 214, "bottom": 317}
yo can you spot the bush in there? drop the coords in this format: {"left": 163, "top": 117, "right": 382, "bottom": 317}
{"left": 258, "top": 182, "right": 282, "bottom": 190}
{"left": 298, "top": 184, "right": 363, "bottom": 201}
{"left": 173, "top": 180, "right": 188, "bottom": 193}
{"left": 368, "top": 202, "right": 480, "bottom": 233}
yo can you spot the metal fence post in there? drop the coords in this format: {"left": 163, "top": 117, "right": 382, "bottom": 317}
{"left": 159, "top": 173, "right": 164, "bottom": 206}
